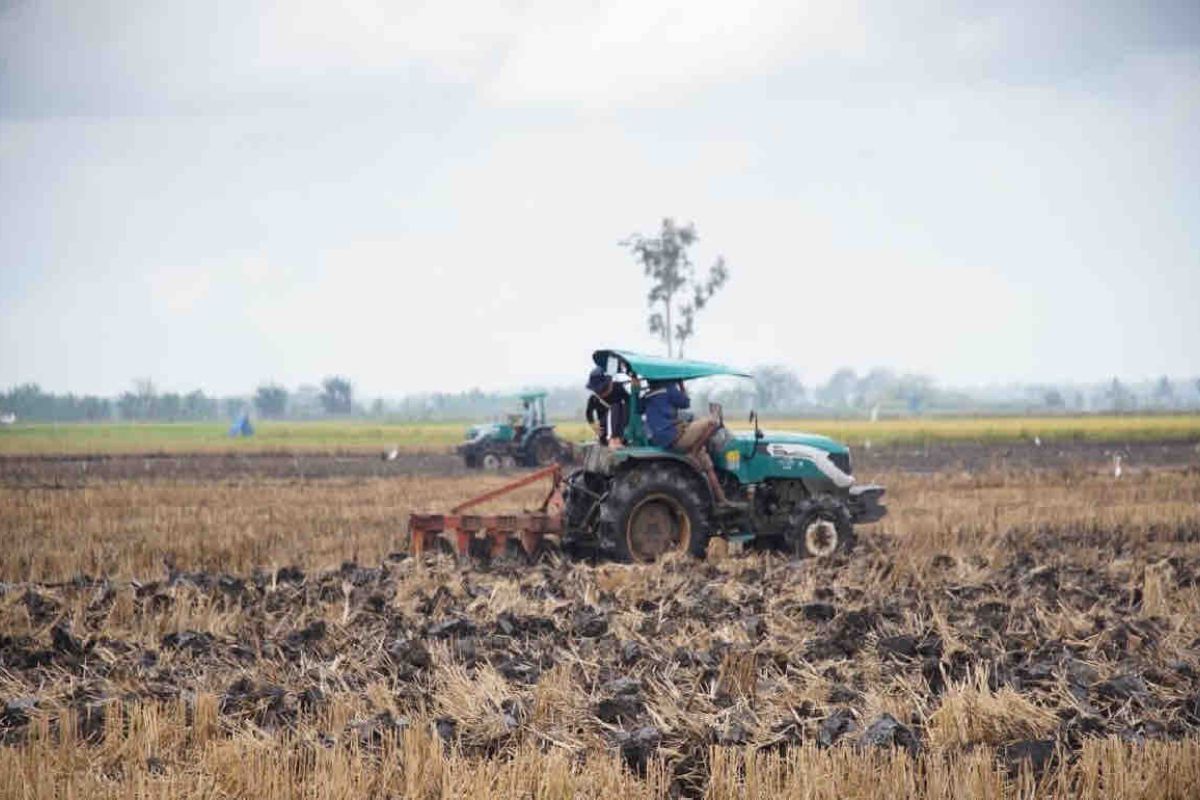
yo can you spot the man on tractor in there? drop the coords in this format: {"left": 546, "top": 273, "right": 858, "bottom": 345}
{"left": 585, "top": 367, "right": 630, "bottom": 446}
{"left": 642, "top": 379, "right": 731, "bottom": 505}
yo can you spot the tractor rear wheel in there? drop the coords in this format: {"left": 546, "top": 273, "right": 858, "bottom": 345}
{"left": 604, "top": 463, "right": 711, "bottom": 562}
{"left": 527, "top": 431, "right": 561, "bottom": 467}
{"left": 786, "top": 498, "right": 855, "bottom": 559}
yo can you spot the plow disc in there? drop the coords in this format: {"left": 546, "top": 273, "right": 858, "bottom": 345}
{"left": 408, "top": 464, "right": 566, "bottom": 558}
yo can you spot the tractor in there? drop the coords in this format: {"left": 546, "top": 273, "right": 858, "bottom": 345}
{"left": 458, "top": 391, "right": 572, "bottom": 470}
{"left": 413, "top": 350, "right": 886, "bottom": 563}
{"left": 559, "top": 350, "right": 886, "bottom": 561}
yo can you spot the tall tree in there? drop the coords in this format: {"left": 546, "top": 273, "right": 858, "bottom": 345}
{"left": 1153, "top": 376, "right": 1174, "bottom": 409}
{"left": 158, "top": 392, "right": 182, "bottom": 420}
{"left": 1104, "top": 377, "right": 1133, "bottom": 412}
{"left": 752, "top": 366, "right": 805, "bottom": 412}
{"left": 856, "top": 368, "right": 896, "bottom": 410}
{"left": 622, "top": 218, "right": 728, "bottom": 358}
{"left": 182, "top": 390, "right": 215, "bottom": 420}
{"left": 254, "top": 384, "right": 289, "bottom": 418}
{"left": 816, "top": 368, "right": 858, "bottom": 409}
{"left": 117, "top": 379, "right": 158, "bottom": 420}
{"left": 320, "top": 376, "right": 353, "bottom": 415}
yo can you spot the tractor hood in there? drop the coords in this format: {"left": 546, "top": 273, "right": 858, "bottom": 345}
{"left": 593, "top": 349, "right": 750, "bottom": 382}
{"left": 716, "top": 428, "right": 849, "bottom": 465}
{"left": 464, "top": 422, "right": 514, "bottom": 442}
{"left": 716, "top": 429, "right": 854, "bottom": 488}
{"left": 465, "top": 423, "right": 495, "bottom": 440}
{"left": 744, "top": 430, "right": 848, "bottom": 454}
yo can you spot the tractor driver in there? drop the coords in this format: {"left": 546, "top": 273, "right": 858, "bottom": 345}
{"left": 642, "top": 380, "right": 730, "bottom": 504}
{"left": 521, "top": 398, "right": 536, "bottom": 433}
{"left": 586, "top": 367, "right": 629, "bottom": 446}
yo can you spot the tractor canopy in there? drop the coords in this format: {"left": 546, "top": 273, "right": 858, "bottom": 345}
{"left": 592, "top": 349, "right": 750, "bottom": 382}
{"left": 519, "top": 391, "right": 548, "bottom": 402}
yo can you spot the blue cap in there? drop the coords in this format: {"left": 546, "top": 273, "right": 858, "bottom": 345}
{"left": 586, "top": 367, "right": 612, "bottom": 393}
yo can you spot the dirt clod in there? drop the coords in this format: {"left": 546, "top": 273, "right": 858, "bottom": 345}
{"left": 857, "top": 713, "right": 919, "bottom": 754}
{"left": 819, "top": 708, "right": 858, "bottom": 747}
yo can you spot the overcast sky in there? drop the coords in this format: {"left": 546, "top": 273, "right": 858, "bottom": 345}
{"left": 1, "top": 1, "right": 1197, "bottom": 397}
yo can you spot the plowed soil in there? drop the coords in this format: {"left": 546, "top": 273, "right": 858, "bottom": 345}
{"left": 1, "top": 438, "right": 1195, "bottom": 485}
{"left": 1, "top": 440, "right": 1198, "bottom": 797}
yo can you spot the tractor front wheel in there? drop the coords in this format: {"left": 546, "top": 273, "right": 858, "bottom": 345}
{"left": 604, "top": 463, "right": 711, "bottom": 563}
{"left": 786, "top": 499, "right": 855, "bottom": 559}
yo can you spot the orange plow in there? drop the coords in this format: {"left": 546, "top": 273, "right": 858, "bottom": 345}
{"left": 408, "top": 464, "right": 567, "bottom": 558}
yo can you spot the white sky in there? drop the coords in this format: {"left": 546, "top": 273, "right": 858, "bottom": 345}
{"left": 1, "top": 1, "right": 1197, "bottom": 396}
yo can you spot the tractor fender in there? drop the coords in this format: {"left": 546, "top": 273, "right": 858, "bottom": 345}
{"left": 457, "top": 440, "right": 484, "bottom": 457}
{"left": 520, "top": 424, "right": 558, "bottom": 450}
{"left": 797, "top": 476, "right": 840, "bottom": 497}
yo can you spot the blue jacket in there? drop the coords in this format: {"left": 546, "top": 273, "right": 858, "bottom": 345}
{"left": 643, "top": 383, "right": 689, "bottom": 447}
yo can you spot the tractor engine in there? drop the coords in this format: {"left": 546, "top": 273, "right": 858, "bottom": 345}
{"left": 748, "top": 478, "right": 813, "bottom": 536}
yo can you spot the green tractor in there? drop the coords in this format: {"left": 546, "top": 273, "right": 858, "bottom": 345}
{"left": 458, "top": 391, "right": 573, "bottom": 470}
{"left": 561, "top": 350, "right": 886, "bottom": 561}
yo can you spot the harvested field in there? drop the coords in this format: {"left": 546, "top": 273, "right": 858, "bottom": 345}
{"left": 3, "top": 415, "right": 1198, "bottom": 456}
{"left": 1, "top": 443, "right": 1199, "bottom": 797}
{"left": 2, "top": 436, "right": 1197, "bottom": 485}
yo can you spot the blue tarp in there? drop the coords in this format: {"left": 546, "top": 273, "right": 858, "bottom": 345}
{"left": 228, "top": 412, "right": 254, "bottom": 437}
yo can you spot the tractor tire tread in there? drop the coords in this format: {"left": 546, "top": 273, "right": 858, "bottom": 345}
{"left": 786, "top": 495, "right": 856, "bottom": 559}
{"left": 602, "top": 461, "right": 712, "bottom": 562}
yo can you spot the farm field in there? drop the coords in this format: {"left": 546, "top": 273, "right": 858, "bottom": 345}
{"left": 1, "top": 414, "right": 1198, "bottom": 455}
{"left": 1, "top": 439, "right": 1199, "bottom": 797}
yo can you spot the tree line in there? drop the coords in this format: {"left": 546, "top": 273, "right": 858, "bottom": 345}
{"left": 0, "top": 376, "right": 356, "bottom": 423}
{"left": 3, "top": 371, "right": 1198, "bottom": 424}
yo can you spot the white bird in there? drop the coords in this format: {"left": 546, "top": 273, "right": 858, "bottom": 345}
{"left": 1112, "top": 453, "right": 1123, "bottom": 479}
{"left": 383, "top": 447, "right": 399, "bottom": 462}
{"left": 1033, "top": 435, "right": 1041, "bottom": 447}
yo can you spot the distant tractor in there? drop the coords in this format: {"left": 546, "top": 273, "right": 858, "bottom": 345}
{"left": 458, "top": 392, "right": 573, "bottom": 469}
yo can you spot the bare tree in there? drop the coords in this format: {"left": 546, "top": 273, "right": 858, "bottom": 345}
{"left": 622, "top": 218, "right": 728, "bottom": 358}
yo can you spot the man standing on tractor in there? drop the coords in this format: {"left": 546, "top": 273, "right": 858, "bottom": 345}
{"left": 642, "top": 379, "right": 730, "bottom": 504}
{"left": 586, "top": 367, "right": 630, "bottom": 446}
{"left": 520, "top": 397, "right": 537, "bottom": 434}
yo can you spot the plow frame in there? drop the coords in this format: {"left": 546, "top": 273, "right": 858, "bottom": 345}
{"left": 408, "top": 464, "right": 566, "bottom": 558}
